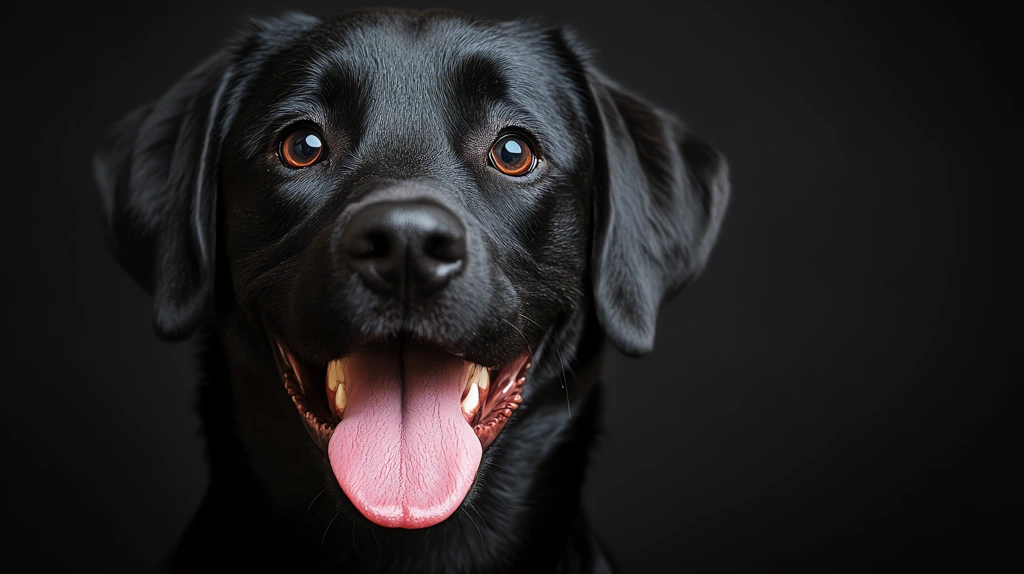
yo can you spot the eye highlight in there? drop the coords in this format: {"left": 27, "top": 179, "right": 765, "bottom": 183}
{"left": 281, "top": 127, "right": 325, "bottom": 168}
{"left": 489, "top": 134, "right": 536, "bottom": 176}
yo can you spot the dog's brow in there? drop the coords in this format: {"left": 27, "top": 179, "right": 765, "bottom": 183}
{"left": 238, "top": 56, "right": 369, "bottom": 160}
{"left": 440, "top": 52, "right": 550, "bottom": 148}
{"left": 444, "top": 52, "right": 509, "bottom": 105}
{"left": 239, "top": 96, "right": 329, "bottom": 160}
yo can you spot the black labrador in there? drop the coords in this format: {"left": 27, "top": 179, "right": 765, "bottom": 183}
{"left": 93, "top": 8, "right": 729, "bottom": 573}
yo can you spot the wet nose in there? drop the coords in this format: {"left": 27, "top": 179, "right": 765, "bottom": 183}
{"left": 340, "top": 200, "right": 467, "bottom": 300}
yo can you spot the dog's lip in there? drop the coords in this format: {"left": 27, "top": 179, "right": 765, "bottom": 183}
{"left": 270, "top": 336, "right": 532, "bottom": 454}
{"left": 273, "top": 340, "right": 335, "bottom": 452}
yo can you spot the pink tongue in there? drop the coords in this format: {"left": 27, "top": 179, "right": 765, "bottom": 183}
{"left": 327, "top": 343, "right": 481, "bottom": 529}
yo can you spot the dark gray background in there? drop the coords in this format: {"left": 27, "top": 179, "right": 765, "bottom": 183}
{"left": 1, "top": 0, "right": 1017, "bottom": 571}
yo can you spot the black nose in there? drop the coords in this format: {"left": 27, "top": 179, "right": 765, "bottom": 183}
{"left": 340, "top": 200, "right": 467, "bottom": 300}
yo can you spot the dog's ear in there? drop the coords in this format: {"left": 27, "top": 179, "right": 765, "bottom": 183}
{"left": 92, "top": 14, "right": 317, "bottom": 341}
{"left": 92, "top": 52, "right": 233, "bottom": 341}
{"left": 582, "top": 65, "right": 730, "bottom": 356}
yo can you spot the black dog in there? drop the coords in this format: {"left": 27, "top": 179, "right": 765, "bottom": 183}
{"left": 93, "top": 8, "right": 729, "bottom": 573}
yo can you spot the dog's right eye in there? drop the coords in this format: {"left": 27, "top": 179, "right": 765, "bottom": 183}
{"left": 489, "top": 134, "right": 537, "bottom": 176}
{"left": 281, "top": 127, "right": 325, "bottom": 168}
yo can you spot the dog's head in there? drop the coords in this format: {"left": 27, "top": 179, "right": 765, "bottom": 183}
{"left": 94, "top": 9, "right": 728, "bottom": 537}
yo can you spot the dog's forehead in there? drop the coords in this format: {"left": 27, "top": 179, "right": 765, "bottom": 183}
{"left": 262, "top": 12, "right": 578, "bottom": 141}
{"left": 311, "top": 11, "right": 559, "bottom": 88}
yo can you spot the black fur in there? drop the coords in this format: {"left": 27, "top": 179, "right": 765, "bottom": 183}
{"left": 93, "top": 9, "right": 729, "bottom": 573}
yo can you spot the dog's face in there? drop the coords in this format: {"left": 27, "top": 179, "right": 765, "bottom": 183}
{"left": 94, "top": 5, "right": 728, "bottom": 554}
{"left": 222, "top": 12, "right": 596, "bottom": 528}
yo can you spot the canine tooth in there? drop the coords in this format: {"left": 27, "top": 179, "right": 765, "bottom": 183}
{"left": 327, "top": 359, "right": 345, "bottom": 392}
{"left": 462, "top": 382, "right": 480, "bottom": 416}
{"left": 471, "top": 365, "right": 488, "bottom": 391}
{"left": 327, "top": 359, "right": 346, "bottom": 419}
{"left": 464, "top": 364, "right": 488, "bottom": 399}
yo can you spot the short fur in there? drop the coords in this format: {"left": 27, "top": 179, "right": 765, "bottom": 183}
{"left": 94, "top": 9, "right": 729, "bottom": 573}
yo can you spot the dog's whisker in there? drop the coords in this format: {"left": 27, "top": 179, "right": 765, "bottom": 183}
{"left": 502, "top": 316, "right": 534, "bottom": 357}
{"left": 307, "top": 485, "right": 329, "bottom": 512}
{"left": 322, "top": 511, "right": 340, "bottom": 546}
{"left": 462, "top": 507, "right": 486, "bottom": 545}
{"left": 468, "top": 502, "right": 494, "bottom": 538}
{"left": 521, "top": 314, "right": 572, "bottom": 419}
{"left": 555, "top": 341, "right": 571, "bottom": 419}
{"left": 508, "top": 311, "right": 573, "bottom": 418}
{"left": 370, "top": 523, "right": 381, "bottom": 550}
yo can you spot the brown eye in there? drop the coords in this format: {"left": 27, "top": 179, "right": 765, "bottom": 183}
{"left": 489, "top": 134, "right": 536, "bottom": 176}
{"left": 281, "top": 127, "right": 324, "bottom": 168}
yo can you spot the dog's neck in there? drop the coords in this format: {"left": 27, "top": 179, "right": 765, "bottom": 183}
{"left": 163, "top": 313, "right": 614, "bottom": 572}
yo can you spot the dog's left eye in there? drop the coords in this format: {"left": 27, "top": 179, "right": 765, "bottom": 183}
{"left": 281, "top": 127, "right": 325, "bottom": 168}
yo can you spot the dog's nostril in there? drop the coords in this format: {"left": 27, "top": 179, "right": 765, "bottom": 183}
{"left": 423, "top": 233, "right": 465, "bottom": 263}
{"left": 348, "top": 230, "right": 391, "bottom": 260}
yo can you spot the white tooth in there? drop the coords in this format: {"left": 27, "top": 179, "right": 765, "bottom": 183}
{"left": 465, "top": 364, "right": 488, "bottom": 391}
{"left": 463, "top": 365, "right": 488, "bottom": 401}
{"left": 462, "top": 382, "right": 480, "bottom": 416}
{"left": 327, "top": 359, "right": 344, "bottom": 392}
{"left": 327, "top": 359, "right": 347, "bottom": 418}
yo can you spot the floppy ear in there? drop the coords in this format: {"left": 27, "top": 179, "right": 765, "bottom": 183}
{"left": 585, "top": 69, "right": 730, "bottom": 356}
{"left": 94, "top": 15, "right": 321, "bottom": 341}
{"left": 91, "top": 8, "right": 329, "bottom": 341}
{"left": 92, "top": 49, "right": 237, "bottom": 341}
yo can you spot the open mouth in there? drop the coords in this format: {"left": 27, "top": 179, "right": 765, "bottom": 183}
{"left": 272, "top": 337, "right": 530, "bottom": 529}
